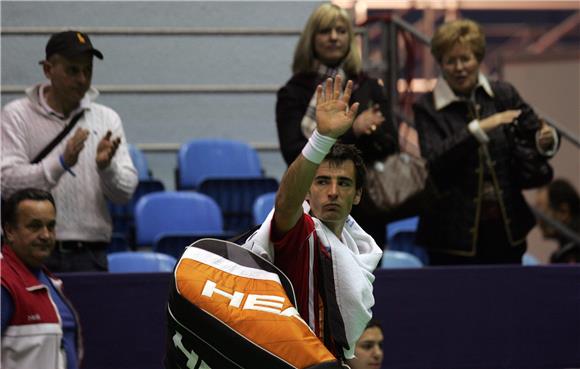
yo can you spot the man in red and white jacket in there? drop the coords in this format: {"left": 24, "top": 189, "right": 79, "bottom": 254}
{"left": 1, "top": 188, "right": 82, "bottom": 369}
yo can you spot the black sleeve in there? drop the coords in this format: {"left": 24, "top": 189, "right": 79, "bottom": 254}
{"left": 275, "top": 84, "right": 310, "bottom": 167}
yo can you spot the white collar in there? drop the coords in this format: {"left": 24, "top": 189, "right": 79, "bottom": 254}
{"left": 433, "top": 72, "right": 494, "bottom": 110}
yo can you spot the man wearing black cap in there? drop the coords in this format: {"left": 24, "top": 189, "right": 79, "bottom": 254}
{"left": 1, "top": 30, "right": 138, "bottom": 272}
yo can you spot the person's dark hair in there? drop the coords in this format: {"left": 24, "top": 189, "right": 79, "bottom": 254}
{"left": 365, "top": 318, "right": 382, "bottom": 331}
{"left": 323, "top": 143, "right": 366, "bottom": 190}
{"left": 548, "top": 179, "right": 580, "bottom": 217}
{"left": 2, "top": 188, "right": 56, "bottom": 229}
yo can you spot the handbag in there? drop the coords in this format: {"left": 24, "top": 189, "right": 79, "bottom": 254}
{"left": 492, "top": 82, "right": 554, "bottom": 189}
{"left": 364, "top": 121, "right": 429, "bottom": 214}
{"left": 506, "top": 124, "right": 553, "bottom": 189}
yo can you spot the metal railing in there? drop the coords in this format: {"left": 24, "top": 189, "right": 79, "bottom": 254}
{"left": 0, "top": 26, "right": 304, "bottom": 36}
{"left": 532, "top": 208, "right": 580, "bottom": 245}
{"left": 2, "top": 22, "right": 577, "bottom": 152}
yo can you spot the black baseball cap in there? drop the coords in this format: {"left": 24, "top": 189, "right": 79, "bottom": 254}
{"left": 44, "top": 30, "right": 104, "bottom": 61}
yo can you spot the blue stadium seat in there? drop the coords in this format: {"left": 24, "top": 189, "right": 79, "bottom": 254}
{"left": 177, "top": 138, "right": 263, "bottom": 190}
{"left": 386, "top": 216, "right": 429, "bottom": 265}
{"left": 135, "top": 192, "right": 225, "bottom": 251}
{"left": 108, "top": 179, "right": 165, "bottom": 252}
{"left": 108, "top": 251, "right": 177, "bottom": 273}
{"left": 128, "top": 144, "right": 151, "bottom": 181}
{"left": 253, "top": 191, "right": 276, "bottom": 225}
{"left": 199, "top": 178, "right": 278, "bottom": 232}
{"left": 380, "top": 250, "right": 423, "bottom": 269}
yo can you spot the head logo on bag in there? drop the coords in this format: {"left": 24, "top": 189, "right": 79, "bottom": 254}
{"left": 165, "top": 238, "right": 345, "bottom": 369}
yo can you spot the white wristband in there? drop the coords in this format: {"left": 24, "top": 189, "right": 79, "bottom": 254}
{"left": 468, "top": 119, "right": 489, "bottom": 144}
{"left": 301, "top": 130, "right": 337, "bottom": 164}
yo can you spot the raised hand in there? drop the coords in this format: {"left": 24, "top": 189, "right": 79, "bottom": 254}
{"left": 96, "top": 130, "right": 121, "bottom": 170}
{"left": 315, "top": 75, "right": 359, "bottom": 139}
{"left": 63, "top": 128, "right": 89, "bottom": 167}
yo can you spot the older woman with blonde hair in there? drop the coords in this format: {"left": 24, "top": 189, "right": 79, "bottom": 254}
{"left": 276, "top": 3, "right": 398, "bottom": 246}
{"left": 413, "top": 19, "right": 559, "bottom": 265}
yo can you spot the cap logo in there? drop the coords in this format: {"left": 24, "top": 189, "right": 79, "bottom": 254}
{"left": 76, "top": 33, "right": 86, "bottom": 44}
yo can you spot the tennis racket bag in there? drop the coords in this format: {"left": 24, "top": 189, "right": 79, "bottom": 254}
{"left": 165, "top": 238, "right": 344, "bottom": 369}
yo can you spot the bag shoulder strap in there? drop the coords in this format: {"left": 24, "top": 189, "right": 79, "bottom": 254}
{"left": 31, "top": 110, "right": 84, "bottom": 164}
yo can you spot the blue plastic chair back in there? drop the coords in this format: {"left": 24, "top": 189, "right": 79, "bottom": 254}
{"left": 199, "top": 178, "right": 278, "bottom": 232}
{"left": 108, "top": 251, "right": 177, "bottom": 273}
{"left": 108, "top": 179, "right": 165, "bottom": 250}
{"left": 177, "top": 138, "right": 263, "bottom": 189}
{"left": 253, "top": 192, "right": 276, "bottom": 225}
{"left": 381, "top": 250, "right": 423, "bottom": 269}
{"left": 386, "top": 216, "right": 429, "bottom": 265}
{"left": 128, "top": 144, "right": 151, "bottom": 181}
{"left": 387, "top": 216, "right": 419, "bottom": 236}
{"left": 135, "top": 191, "right": 223, "bottom": 246}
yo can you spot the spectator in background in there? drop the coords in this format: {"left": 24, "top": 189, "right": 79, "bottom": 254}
{"left": 246, "top": 76, "right": 382, "bottom": 361}
{"left": 1, "top": 30, "right": 138, "bottom": 271}
{"left": 276, "top": 3, "right": 398, "bottom": 247}
{"left": 535, "top": 179, "right": 580, "bottom": 263}
{"left": 413, "top": 19, "right": 559, "bottom": 265}
{"left": 346, "top": 319, "right": 384, "bottom": 369}
{"left": 1, "top": 188, "right": 82, "bottom": 369}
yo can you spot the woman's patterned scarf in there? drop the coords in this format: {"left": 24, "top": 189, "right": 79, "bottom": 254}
{"left": 300, "top": 63, "right": 347, "bottom": 139}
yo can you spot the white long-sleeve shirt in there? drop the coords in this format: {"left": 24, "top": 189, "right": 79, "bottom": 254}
{"left": 1, "top": 83, "right": 138, "bottom": 242}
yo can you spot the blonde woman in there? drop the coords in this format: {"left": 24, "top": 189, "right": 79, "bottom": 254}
{"left": 276, "top": 3, "right": 398, "bottom": 246}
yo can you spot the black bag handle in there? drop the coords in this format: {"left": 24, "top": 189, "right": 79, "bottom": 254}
{"left": 31, "top": 111, "right": 84, "bottom": 164}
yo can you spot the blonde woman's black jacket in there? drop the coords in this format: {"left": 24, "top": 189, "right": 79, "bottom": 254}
{"left": 276, "top": 72, "right": 398, "bottom": 167}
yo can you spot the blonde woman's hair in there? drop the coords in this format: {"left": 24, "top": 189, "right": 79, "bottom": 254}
{"left": 431, "top": 19, "right": 486, "bottom": 64}
{"left": 292, "top": 3, "right": 362, "bottom": 76}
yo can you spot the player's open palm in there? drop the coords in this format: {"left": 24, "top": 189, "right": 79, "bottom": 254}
{"left": 315, "top": 75, "right": 359, "bottom": 139}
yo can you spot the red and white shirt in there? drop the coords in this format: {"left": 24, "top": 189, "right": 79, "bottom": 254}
{"left": 271, "top": 214, "right": 328, "bottom": 338}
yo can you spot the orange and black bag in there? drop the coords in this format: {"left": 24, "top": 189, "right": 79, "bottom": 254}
{"left": 165, "top": 238, "right": 344, "bottom": 369}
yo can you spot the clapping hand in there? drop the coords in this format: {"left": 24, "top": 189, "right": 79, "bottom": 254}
{"left": 63, "top": 128, "right": 89, "bottom": 167}
{"left": 315, "top": 75, "right": 359, "bottom": 139}
{"left": 96, "top": 130, "right": 121, "bottom": 170}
